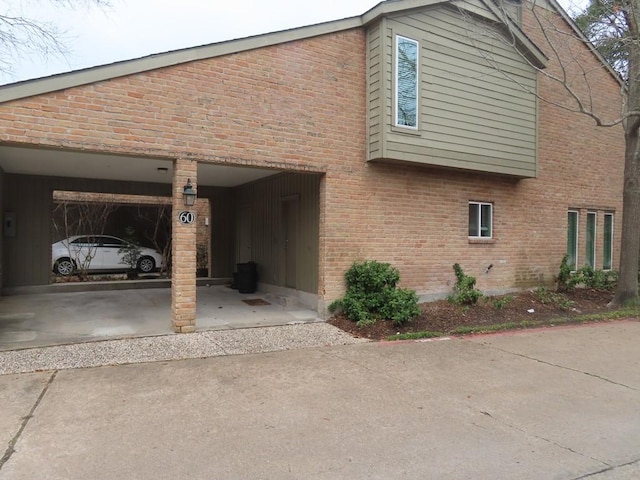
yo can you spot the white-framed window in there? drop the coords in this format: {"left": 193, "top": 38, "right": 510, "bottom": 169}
{"left": 395, "top": 35, "right": 418, "bottom": 129}
{"left": 468, "top": 202, "right": 492, "bottom": 238}
{"left": 603, "top": 213, "right": 614, "bottom": 270}
{"left": 586, "top": 211, "right": 596, "bottom": 268}
{"left": 567, "top": 210, "right": 578, "bottom": 270}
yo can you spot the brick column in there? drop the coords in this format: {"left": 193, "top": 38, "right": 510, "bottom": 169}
{"left": 171, "top": 158, "right": 198, "bottom": 333}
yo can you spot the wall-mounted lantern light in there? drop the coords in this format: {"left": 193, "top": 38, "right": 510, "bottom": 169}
{"left": 183, "top": 179, "right": 196, "bottom": 207}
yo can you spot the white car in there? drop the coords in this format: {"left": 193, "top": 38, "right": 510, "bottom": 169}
{"left": 52, "top": 235, "right": 164, "bottom": 276}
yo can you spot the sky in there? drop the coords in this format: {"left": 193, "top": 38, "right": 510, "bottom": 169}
{"left": 0, "top": 0, "right": 381, "bottom": 85}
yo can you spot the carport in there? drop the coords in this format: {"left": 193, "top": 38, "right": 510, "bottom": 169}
{"left": 0, "top": 29, "right": 334, "bottom": 336}
{"left": 0, "top": 144, "right": 323, "bottom": 336}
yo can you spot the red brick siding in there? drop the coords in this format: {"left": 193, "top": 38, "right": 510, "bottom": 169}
{"left": 0, "top": 13, "right": 625, "bottom": 305}
{"left": 171, "top": 158, "right": 198, "bottom": 331}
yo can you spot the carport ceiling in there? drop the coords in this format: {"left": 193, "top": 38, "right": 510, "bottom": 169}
{"left": 0, "top": 146, "right": 277, "bottom": 187}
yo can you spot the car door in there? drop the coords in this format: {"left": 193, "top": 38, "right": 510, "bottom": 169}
{"left": 100, "top": 236, "right": 126, "bottom": 269}
{"left": 68, "top": 236, "right": 103, "bottom": 271}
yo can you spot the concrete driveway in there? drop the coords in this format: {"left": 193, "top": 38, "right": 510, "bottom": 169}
{"left": 0, "top": 284, "right": 320, "bottom": 350}
{"left": 1, "top": 320, "right": 639, "bottom": 479}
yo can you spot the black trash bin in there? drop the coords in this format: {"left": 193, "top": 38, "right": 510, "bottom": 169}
{"left": 236, "top": 262, "right": 257, "bottom": 294}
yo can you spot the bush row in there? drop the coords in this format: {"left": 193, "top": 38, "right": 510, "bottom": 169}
{"left": 331, "top": 258, "right": 617, "bottom": 328}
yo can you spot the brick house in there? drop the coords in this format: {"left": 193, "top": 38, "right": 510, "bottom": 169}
{"left": 0, "top": 0, "right": 624, "bottom": 332}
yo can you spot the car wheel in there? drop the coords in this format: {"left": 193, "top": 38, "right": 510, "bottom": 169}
{"left": 54, "top": 258, "right": 75, "bottom": 276}
{"left": 137, "top": 256, "right": 156, "bottom": 273}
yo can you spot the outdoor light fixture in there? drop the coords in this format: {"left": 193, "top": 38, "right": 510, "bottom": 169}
{"left": 183, "top": 179, "right": 196, "bottom": 207}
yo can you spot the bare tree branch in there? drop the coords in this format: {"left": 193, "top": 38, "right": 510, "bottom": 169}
{"left": 455, "top": 0, "right": 640, "bottom": 306}
{"left": 52, "top": 197, "right": 118, "bottom": 278}
{"left": 455, "top": 1, "right": 624, "bottom": 127}
{"left": 0, "top": 0, "right": 111, "bottom": 77}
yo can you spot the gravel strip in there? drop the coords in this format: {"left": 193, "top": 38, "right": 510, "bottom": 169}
{"left": 0, "top": 323, "right": 368, "bottom": 375}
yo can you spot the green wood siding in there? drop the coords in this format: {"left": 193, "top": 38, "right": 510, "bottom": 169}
{"left": 2, "top": 172, "right": 318, "bottom": 291}
{"left": 2, "top": 174, "right": 172, "bottom": 287}
{"left": 200, "top": 186, "right": 235, "bottom": 278}
{"left": 234, "top": 173, "right": 320, "bottom": 295}
{"left": 368, "top": 4, "right": 538, "bottom": 178}
{"left": 368, "top": 21, "right": 384, "bottom": 159}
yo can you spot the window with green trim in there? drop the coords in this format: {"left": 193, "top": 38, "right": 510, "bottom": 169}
{"left": 603, "top": 213, "right": 613, "bottom": 270}
{"left": 586, "top": 211, "right": 596, "bottom": 268}
{"left": 567, "top": 210, "right": 578, "bottom": 270}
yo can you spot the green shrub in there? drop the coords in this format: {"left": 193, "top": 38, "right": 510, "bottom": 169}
{"left": 535, "top": 286, "right": 574, "bottom": 309}
{"left": 344, "top": 260, "right": 400, "bottom": 294}
{"left": 491, "top": 295, "right": 513, "bottom": 310}
{"left": 447, "top": 263, "right": 483, "bottom": 305}
{"left": 569, "top": 266, "right": 617, "bottom": 290}
{"left": 555, "top": 256, "right": 617, "bottom": 291}
{"left": 555, "top": 255, "right": 573, "bottom": 292}
{"left": 331, "top": 260, "right": 419, "bottom": 327}
{"left": 534, "top": 286, "right": 551, "bottom": 303}
{"left": 339, "top": 292, "right": 376, "bottom": 327}
{"left": 380, "top": 288, "right": 421, "bottom": 326}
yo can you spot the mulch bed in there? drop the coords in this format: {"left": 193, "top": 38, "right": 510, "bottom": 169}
{"left": 328, "top": 288, "right": 629, "bottom": 340}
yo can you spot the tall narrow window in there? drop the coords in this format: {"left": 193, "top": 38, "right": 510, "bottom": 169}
{"left": 603, "top": 213, "right": 614, "bottom": 270}
{"left": 586, "top": 211, "right": 596, "bottom": 268}
{"left": 469, "top": 202, "right": 492, "bottom": 238}
{"left": 567, "top": 210, "right": 578, "bottom": 270}
{"left": 395, "top": 35, "right": 418, "bottom": 129}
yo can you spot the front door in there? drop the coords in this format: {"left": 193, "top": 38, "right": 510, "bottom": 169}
{"left": 281, "top": 196, "right": 298, "bottom": 288}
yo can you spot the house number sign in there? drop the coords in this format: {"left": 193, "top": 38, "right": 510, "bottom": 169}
{"left": 178, "top": 211, "right": 196, "bottom": 225}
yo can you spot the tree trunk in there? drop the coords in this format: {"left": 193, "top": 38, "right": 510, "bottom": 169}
{"left": 612, "top": 131, "right": 640, "bottom": 306}
{"left": 612, "top": 23, "right": 640, "bottom": 307}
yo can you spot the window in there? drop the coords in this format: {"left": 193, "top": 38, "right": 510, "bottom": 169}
{"left": 586, "top": 211, "right": 596, "bottom": 268}
{"left": 469, "top": 202, "right": 492, "bottom": 238}
{"left": 101, "top": 237, "right": 125, "bottom": 248}
{"left": 603, "top": 213, "right": 614, "bottom": 270}
{"left": 395, "top": 35, "right": 418, "bottom": 129}
{"left": 71, "top": 236, "right": 97, "bottom": 246}
{"left": 567, "top": 210, "right": 578, "bottom": 270}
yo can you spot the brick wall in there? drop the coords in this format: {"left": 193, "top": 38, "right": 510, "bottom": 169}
{"left": 171, "top": 159, "right": 197, "bottom": 331}
{"left": 0, "top": 31, "right": 363, "bottom": 170}
{"left": 0, "top": 12, "right": 625, "bottom": 307}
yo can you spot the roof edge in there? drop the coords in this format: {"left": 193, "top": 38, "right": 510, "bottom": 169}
{"left": 361, "top": 0, "right": 445, "bottom": 23}
{"left": 0, "top": 16, "right": 363, "bottom": 103}
{"left": 1, "top": 0, "right": 615, "bottom": 103}
{"left": 541, "top": 0, "right": 624, "bottom": 86}
{"left": 481, "top": 0, "right": 548, "bottom": 69}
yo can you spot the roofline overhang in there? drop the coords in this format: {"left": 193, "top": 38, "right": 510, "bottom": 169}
{"left": 482, "top": 0, "right": 548, "bottom": 69}
{"left": 2, "top": 0, "right": 598, "bottom": 104}
{"left": 0, "top": 16, "right": 362, "bottom": 103}
{"left": 540, "top": 0, "right": 624, "bottom": 87}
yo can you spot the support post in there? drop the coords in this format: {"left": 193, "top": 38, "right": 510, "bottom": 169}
{"left": 171, "top": 158, "right": 198, "bottom": 333}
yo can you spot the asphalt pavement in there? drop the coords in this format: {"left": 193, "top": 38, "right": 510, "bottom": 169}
{"left": 1, "top": 320, "right": 640, "bottom": 479}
